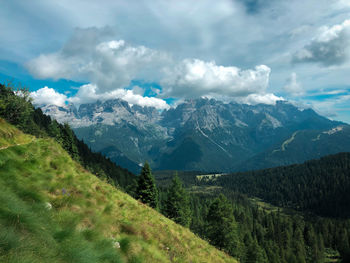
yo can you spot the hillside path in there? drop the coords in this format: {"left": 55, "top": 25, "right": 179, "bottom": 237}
{"left": 0, "top": 139, "right": 36, "bottom": 151}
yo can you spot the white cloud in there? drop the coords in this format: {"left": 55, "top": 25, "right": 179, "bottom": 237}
{"left": 2, "top": 0, "right": 350, "bottom": 122}
{"left": 317, "top": 19, "right": 350, "bottom": 42}
{"left": 121, "top": 90, "right": 169, "bottom": 109}
{"left": 96, "top": 40, "right": 125, "bottom": 52}
{"left": 293, "top": 19, "right": 350, "bottom": 66}
{"left": 161, "top": 59, "right": 271, "bottom": 98}
{"left": 27, "top": 53, "right": 73, "bottom": 80}
{"left": 284, "top": 72, "right": 304, "bottom": 96}
{"left": 237, "top": 93, "right": 284, "bottom": 105}
{"left": 30, "top": 86, "right": 67, "bottom": 107}
{"left": 26, "top": 29, "right": 276, "bottom": 105}
{"left": 27, "top": 30, "right": 172, "bottom": 91}
{"left": 68, "top": 83, "right": 169, "bottom": 110}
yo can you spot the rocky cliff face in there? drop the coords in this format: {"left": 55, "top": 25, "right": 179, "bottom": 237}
{"left": 41, "top": 98, "right": 348, "bottom": 173}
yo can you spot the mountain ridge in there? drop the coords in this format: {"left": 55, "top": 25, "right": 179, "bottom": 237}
{"left": 41, "top": 98, "right": 349, "bottom": 173}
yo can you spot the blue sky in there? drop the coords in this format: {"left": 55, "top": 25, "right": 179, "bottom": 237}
{"left": 1, "top": 0, "right": 350, "bottom": 122}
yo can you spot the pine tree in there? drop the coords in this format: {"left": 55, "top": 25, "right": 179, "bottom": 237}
{"left": 245, "top": 238, "right": 268, "bottom": 263}
{"left": 206, "top": 194, "right": 240, "bottom": 257}
{"left": 164, "top": 174, "right": 191, "bottom": 227}
{"left": 136, "top": 162, "right": 158, "bottom": 209}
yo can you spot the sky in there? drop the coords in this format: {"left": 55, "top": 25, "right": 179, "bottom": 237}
{"left": 1, "top": 0, "right": 350, "bottom": 122}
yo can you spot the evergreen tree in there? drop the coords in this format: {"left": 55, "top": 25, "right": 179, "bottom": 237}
{"left": 136, "top": 162, "right": 158, "bottom": 209}
{"left": 206, "top": 194, "right": 239, "bottom": 256}
{"left": 245, "top": 238, "right": 268, "bottom": 263}
{"left": 0, "top": 84, "right": 33, "bottom": 130}
{"left": 164, "top": 174, "right": 191, "bottom": 227}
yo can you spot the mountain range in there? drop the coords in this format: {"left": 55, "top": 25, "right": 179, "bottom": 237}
{"left": 41, "top": 98, "right": 350, "bottom": 173}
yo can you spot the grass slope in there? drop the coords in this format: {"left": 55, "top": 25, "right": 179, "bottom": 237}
{"left": 0, "top": 118, "right": 34, "bottom": 149}
{"left": 0, "top": 119, "right": 237, "bottom": 263}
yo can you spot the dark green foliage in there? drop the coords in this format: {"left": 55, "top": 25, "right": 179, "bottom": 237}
{"left": 191, "top": 152, "right": 350, "bottom": 261}
{"left": 187, "top": 190, "right": 350, "bottom": 263}
{"left": 163, "top": 174, "right": 191, "bottom": 227}
{"left": 155, "top": 171, "right": 349, "bottom": 263}
{"left": 136, "top": 162, "right": 158, "bottom": 209}
{"left": 206, "top": 194, "right": 240, "bottom": 257}
{"left": 0, "top": 83, "right": 136, "bottom": 191}
{"left": 244, "top": 238, "right": 268, "bottom": 263}
{"left": 0, "top": 84, "right": 38, "bottom": 134}
{"left": 119, "top": 237, "right": 131, "bottom": 254}
{"left": 212, "top": 152, "right": 350, "bottom": 218}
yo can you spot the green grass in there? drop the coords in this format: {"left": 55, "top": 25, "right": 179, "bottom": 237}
{"left": 0, "top": 119, "right": 237, "bottom": 263}
{"left": 0, "top": 118, "right": 34, "bottom": 149}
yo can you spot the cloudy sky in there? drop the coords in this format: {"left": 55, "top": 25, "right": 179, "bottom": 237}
{"left": 1, "top": 0, "right": 350, "bottom": 122}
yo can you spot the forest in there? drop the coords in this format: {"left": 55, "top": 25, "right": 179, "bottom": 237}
{"left": 155, "top": 175, "right": 350, "bottom": 263}
{"left": 207, "top": 154, "right": 350, "bottom": 218}
{"left": 135, "top": 161, "right": 350, "bottom": 262}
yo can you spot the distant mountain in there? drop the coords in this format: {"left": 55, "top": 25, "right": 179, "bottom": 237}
{"left": 236, "top": 125, "right": 350, "bottom": 171}
{"left": 41, "top": 98, "right": 349, "bottom": 172}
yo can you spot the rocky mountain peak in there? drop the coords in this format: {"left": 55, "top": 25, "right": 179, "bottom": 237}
{"left": 40, "top": 97, "right": 347, "bottom": 173}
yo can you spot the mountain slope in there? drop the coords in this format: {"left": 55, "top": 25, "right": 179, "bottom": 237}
{"left": 235, "top": 125, "right": 350, "bottom": 171}
{"left": 42, "top": 98, "right": 348, "bottom": 172}
{"left": 0, "top": 119, "right": 237, "bottom": 263}
{"left": 0, "top": 83, "right": 136, "bottom": 190}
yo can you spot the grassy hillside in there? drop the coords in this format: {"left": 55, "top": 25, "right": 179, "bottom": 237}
{"left": 0, "top": 119, "right": 237, "bottom": 263}
{"left": 0, "top": 118, "right": 34, "bottom": 149}
{"left": 0, "top": 84, "right": 136, "bottom": 191}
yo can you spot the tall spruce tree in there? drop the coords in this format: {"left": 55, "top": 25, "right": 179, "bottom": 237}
{"left": 136, "top": 162, "right": 158, "bottom": 209}
{"left": 164, "top": 174, "right": 191, "bottom": 227}
{"left": 206, "top": 194, "right": 240, "bottom": 256}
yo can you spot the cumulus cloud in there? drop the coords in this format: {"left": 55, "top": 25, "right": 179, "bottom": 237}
{"left": 26, "top": 28, "right": 171, "bottom": 90}
{"left": 3, "top": 0, "right": 350, "bottom": 122}
{"left": 293, "top": 19, "right": 350, "bottom": 66}
{"left": 236, "top": 93, "right": 284, "bottom": 105}
{"left": 161, "top": 59, "right": 271, "bottom": 98}
{"left": 26, "top": 28, "right": 277, "bottom": 105}
{"left": 31, "top": 84, "right": 170, "bottom": 110}
{"left": 283, "top": 72, "right": 304, "bottom": 96}
{"left": 31, "top": 87, "right": 67, "bottom": 107}
{"left": 68, "top": 84, "right": 170, "bottom": 109}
